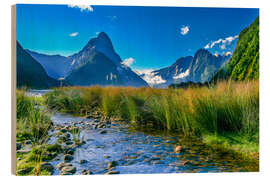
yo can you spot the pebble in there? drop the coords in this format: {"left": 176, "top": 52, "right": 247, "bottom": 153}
{"left": 174, "top": 146, "right": 182, "bottom": 153}
{"left": 106, "top": 170, "right": 120, "bottom": 175}
{"left": 16, "top": 142, "right": 22, "bottom": 150}
{"left": 108, "top": 161, "right": 118, "bottom": 169}
{"left": 64, "top": 154, "right": 73, "bottom": 162}
{"left": 40, "top": 162, "right": 54, "bottom": 172}
{"left": 82, "top": 169, "right": 93, "bottom": 175}
{"left": 24, "top": 140, "right": 32, "bottom": 145}
{"left": 100, "top": 130, "right": 107, "bottom": 134}
{"left": 61, "top": 166, "right": 76, "bottom": 175}
{"left": 56, "top": 162, "right": 72, "bottom": 170}
{"left": 80, "top": 159, "right": 87, "bottom": 164}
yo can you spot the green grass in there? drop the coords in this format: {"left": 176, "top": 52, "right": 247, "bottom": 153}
{"left": 16, "top": 90, "right": 52, "bottom": 143}
{"left": 16, "top": 90, "right": 59, "bottom": 175}
{"left": 44, "top": 80, "right": 259, "bottom": 155}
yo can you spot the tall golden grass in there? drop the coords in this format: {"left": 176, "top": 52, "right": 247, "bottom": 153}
{"left": 44, "top": 80, "right": 259, "bottom": 138}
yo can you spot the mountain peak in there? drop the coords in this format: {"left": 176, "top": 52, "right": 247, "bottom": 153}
{"left": 194, "top": 48, "right": 212, "bottom": 58}
{"left": 71, "top": 32, "right": 122, "bottom": 66}
{"left": 97, "top": 32, "right": 110, "bottom": 39}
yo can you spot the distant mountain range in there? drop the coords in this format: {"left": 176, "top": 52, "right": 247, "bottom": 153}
{"left": 212, "top": 17, "right": 259, "bottom": 81}
{"left": 17, "top": 16, "right": 259, "bottom": 89}
{"left": 18, "top": 32, "right": 148, "bottom": 88}
{"left": 139, "top": 49, "right": 231, "bottom": 88}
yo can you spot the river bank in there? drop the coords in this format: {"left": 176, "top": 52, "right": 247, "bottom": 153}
{"left": 15, "top": 82, "right": 259, "bottom": 175}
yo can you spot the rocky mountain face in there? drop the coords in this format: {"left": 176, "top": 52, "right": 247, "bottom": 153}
{"left": 212, "top": 16, "right": 259, "bottom": 82}
{"left": 66, "top": 32, "right": 148, "bottom": 87}
{"left": 188, "top": 49, "right": 230, "bottom": 82}
{"left": 16, "top": 42, "right": 59, "bottom": 89}
{"left": 140, "top": 49, "right": 231, "bottom": 88}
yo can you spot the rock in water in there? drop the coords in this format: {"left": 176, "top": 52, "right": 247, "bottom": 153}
{"left": 56, "top": 162, "right": 72, "bottom": 170}
{"left": 24, "top": 140, "right": 32, "bottom": 145}
{"left": 40, "top": 162, "right": 54, "bottom": 172}
{"left": 82, "top": 169, "right": 93, "bottom": 175}
{"left": 174, "top": 146, "right": 182, "bottom": 153}
{"left": 182, "top": 160, "right": 190, "bottom": 166}
{"left": 108, "top": 161, "right": 118, "bottom": 169}
{"left": 16, "top": 142, "right": 22, "bottom": 150}
{"left": 61, "top": 166, "right": 76, "bottom": 175}
{"left": 100, "top": 130, "right": 107, "bottom": 134}
{"left": 80, "top": 159, "right": 87, "bottom": 164}
{"left": 106, "top": 170, "right": 120, "bottom": 175}
{"left": 64, "top": 154, "right": 73, "bottom": 162}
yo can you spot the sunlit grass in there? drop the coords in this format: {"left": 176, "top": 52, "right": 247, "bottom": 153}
{"left": 44, "top": 80, "right": 259, "bottom": 153}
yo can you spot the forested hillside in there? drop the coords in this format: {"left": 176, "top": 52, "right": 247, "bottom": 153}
{"left": 213, "top": 17, "right": 259, "bottom": 81}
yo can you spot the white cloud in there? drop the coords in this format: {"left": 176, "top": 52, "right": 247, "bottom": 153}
{"left": 224, "top": 51, "right": 232, "bottom": 56}
{"left": 180, "top": 26, "right": 190, "bottom": 35}
{"left": 69, "top": 32, "right": 78, "bottom": 37}
{"left": 136, "top": 70, "right": 166, "bottom": 86}
{"left": 204, "top": 35, "right": 238, "bottom": 50}
{"left": 122, "top": 57, "right": 136, "bottom": 67}
{"left": 67, "top": 5, "right": 93, "bottom": 12}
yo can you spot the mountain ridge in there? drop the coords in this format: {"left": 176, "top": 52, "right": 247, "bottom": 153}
{"left": 139, "top": 49, "right": 231, "bottom": 88}
{"left": 17, "top": 41, "right": 59, "bottom": 89}
{"left": 66, "top": 32, "right": 148, "bottom": 87}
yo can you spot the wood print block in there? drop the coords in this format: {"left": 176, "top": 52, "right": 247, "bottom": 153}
{"left": 12, "top": 4, "right": 259, "bottom": 175}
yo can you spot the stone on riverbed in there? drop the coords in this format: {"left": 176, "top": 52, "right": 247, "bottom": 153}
{"left": 82, "top": 169, "right": 93, "bottom": 175}
{"left": 40, "top": 162, "right": 54, "bottom": 172}
{"left": 100, "top": 130, "right": 107, "bottom": 134}
{"left": 65, "top": 141, "right": 74, "bottom": 145}
{"left": 24, "top": 140, "right": 32, "bottom": 145}
{"left": 16, "top": 142, "right": 22, "bottom": 150}
{"left": 60, "top": 128, "right": 68, "bottom": 133}
{"left": 63, "top": 145, "right": 76, "bottom": 154}
{"left": 80, "top": 159, "right": 87, "bottom": 164}
{"left": 61, "top": 166, "right": 76, "bottom": 175}
{"left": 66, "top": 149, "right": 74, "bottom": 155}
{"left": 108, "top": 161, "right": 118, "bottom": 169}
{"left": 174, "top": 146, "right": 182, "bottom": 153}
{"left": 106, "top": 170, "right": 120, "bottom": 175}
{"left": 143, "top": 158, "right": 151, "bottom": 163}
{"left": 64, "top": 154, "right": 73, "bottom": 162}
{"left": 56, "top": 162, "right": 72, "bottom": 170}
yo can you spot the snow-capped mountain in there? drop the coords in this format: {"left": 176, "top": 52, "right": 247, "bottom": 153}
{"left": 138, "top": 49, "right": 231, "bottom": 88}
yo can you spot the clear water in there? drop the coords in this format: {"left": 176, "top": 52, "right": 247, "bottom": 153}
{"left": 48, "top": 113, "right": 258, "bottom": 175}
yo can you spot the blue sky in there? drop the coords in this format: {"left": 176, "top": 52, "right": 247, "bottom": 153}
{"left": 16, "top": 4, "right": 259, "bottom": 70}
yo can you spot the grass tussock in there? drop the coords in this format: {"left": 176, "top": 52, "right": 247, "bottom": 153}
{"left": 44, "top": 80, "right": 259, "bottom": 152}
{"left": 16, "top": 90, "right": 57, "bottom": 175}
{"left": 16, "top": 90, "right": 52, "bottom": 143}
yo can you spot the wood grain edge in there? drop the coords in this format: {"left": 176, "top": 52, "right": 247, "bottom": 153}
{"left": 11, "top": 4, "right": 16, "bottom": 176}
